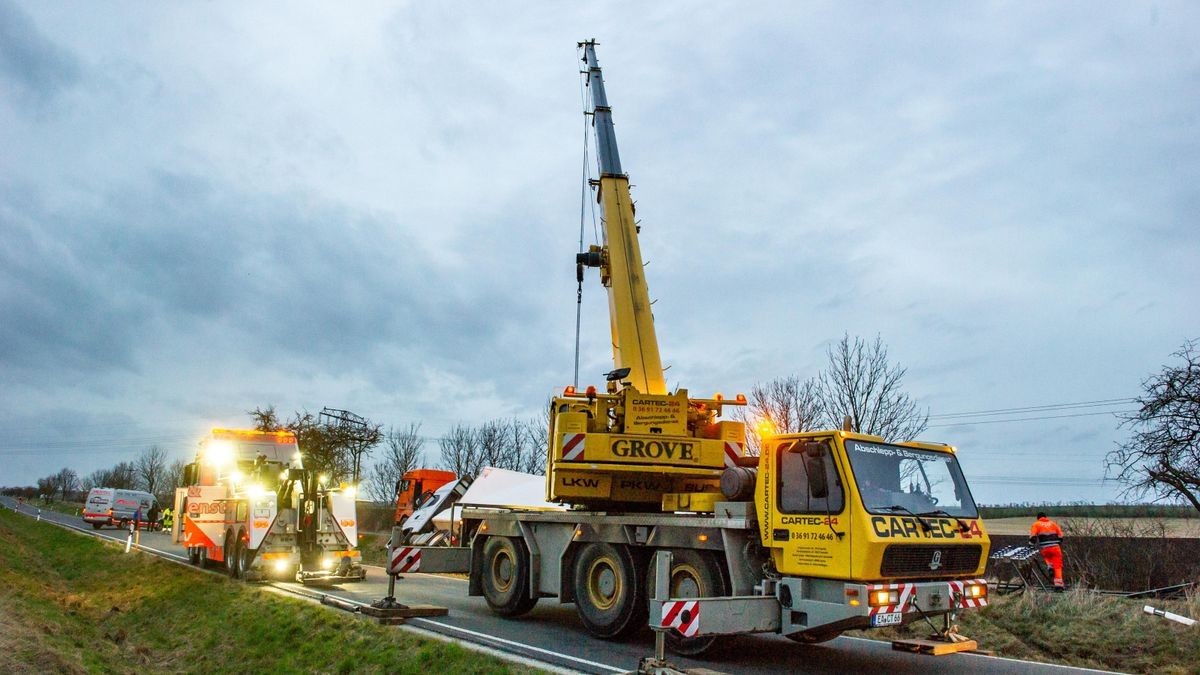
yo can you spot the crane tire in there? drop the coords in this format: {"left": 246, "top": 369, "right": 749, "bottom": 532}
{"left": 647, "top": 548, "right": 728, "bottom": 657}
{"left": 481, "top": 536, "right": 537, "bottom": 617}
{"left": 573, "top": 543, "right": 647, "bottom": 639}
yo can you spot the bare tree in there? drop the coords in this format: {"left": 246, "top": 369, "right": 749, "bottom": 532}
{"left": 344, "top": 425, "right": 383, "bottom": 486}
{"left": 517, "top": 417, "right": 548, "bottom": 475}
{"left": 1107, "top": 339, "right": 1200, "bottom": 513}
{"left": 285, "top": 411, "right": 343, "bottom": 482}
{"left": 249, "top": 405, "right": 283, "bottom": 431}
{"left": 37, "top": 474, "right": 61, "bottom": 501}
{"left": 135, "top": 445, "right": 169, "bottom": 498}
{"left": 108, "top": 461, "right": 138, "bottom": 489}
{"left": 276, "top": 409, "right": 382, "bottom": 485}
{"left": 164, "top": 458, "right": 189, "bottom": 501}
{"left": 439, "top": 424, "right": 482, "bottom": 478}
{"left": 818, "top": 333, "right": 928, "bottom": 440}
{"left": 365, "top": 424, "right": 426, "bottom": 503}
{"left": 55, "top": 467, "right": 80, "bottom": 502}
{"left": 436, "top": 413, "right": 550, "bottom": 480}
{"left": 476, "top": 419, "right": 512, "bottom": 470}
{"left": 733, "top": 375, "right": 823, "bottom": 455}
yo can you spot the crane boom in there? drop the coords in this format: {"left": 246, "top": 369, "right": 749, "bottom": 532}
{"left": 579, "top": 40, "right": 666, "bottom": 395}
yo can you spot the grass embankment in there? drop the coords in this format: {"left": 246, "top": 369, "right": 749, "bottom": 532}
{"left": 851, "top": 590, "right": 1200, "bottom": 674}
{"left": 358, "top": 531, "right": 389, "bottom": 567}
{"left": 27, "top": 500, "right": 86, "bottom": 518}
{"left": 0, "top": 509, "right": 540, "bottom": 675}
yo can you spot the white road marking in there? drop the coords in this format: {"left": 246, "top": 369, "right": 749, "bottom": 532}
{"left": 414, "top": 618, "right": 625, "bottom": 673}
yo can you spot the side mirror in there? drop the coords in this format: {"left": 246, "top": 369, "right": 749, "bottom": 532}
{"left": 806, "top": 454, "right": 829, "bottom": 499}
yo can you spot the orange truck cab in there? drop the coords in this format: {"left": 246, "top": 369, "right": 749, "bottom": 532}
{"left": 394, "top": 469, "right": 456, "bottom": 525}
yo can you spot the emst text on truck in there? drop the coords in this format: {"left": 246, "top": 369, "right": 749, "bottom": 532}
{"left": 407, "top": 41, "right": 990, "bottom": 657}
{"left": 173, "top": 428, "right": 365, "bottom": 582}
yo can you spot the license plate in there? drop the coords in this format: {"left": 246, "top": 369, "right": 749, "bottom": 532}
{"left": 872, "top": 612, "right": 903, "bottom": 627}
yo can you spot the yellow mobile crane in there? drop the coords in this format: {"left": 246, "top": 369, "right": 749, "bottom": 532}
{"left": 412, "top": 41, "right": 990, "bottom": 657}
{"left": 546, "top": 42, "right": 747, "bottom": 511}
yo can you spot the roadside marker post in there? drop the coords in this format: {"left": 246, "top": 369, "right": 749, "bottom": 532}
{"left": 1144, "top": 605, "right": 1197, "bottom": 627}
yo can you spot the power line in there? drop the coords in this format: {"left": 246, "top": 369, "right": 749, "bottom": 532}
{"left": 929, "top": 409, "right": 1134, "bottom": 428}
{"left": 928, "top": 398, "right": 1133, "bottom": 419}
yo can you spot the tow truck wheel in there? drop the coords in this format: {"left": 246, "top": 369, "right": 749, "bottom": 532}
{"left": 236, "top": 535, "right": 253, "bottom": 579}
{"left": 648, "top": 549, "right": 728, "bottom": 657}
{"left": 224, "top": 532, "right": 239, "bottom": 578}
{"left": 92, "top": 522, "right": 103, "bottom": 530}
{"left": 786, "top": 629, "right": 842, "bottom": 644}
{"left": 573, "top": 542, "right": 646, "bottom": 639}
{"left": 481, "top": 536, "right": 537, "bottom": 617}
{"left": 187, "top": 546, "right": 200, "bottom": 565}
{"left": 197, "top": 546, "right": 208, "bottom": 569}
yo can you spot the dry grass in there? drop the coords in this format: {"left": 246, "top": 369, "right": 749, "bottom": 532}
{"left": 984, "top": 517, "right": 1200, "bottom": 538}
{"left": 0, "top": 509, "right": 542, "bottom": 675}
{"left": 852, "top": 589, "right": 1200, "bottom": 674}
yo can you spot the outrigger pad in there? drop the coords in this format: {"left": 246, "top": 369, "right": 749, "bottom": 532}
{"left": 359, "top": 603, "right": 448, "bottom": 625}
{"left": 891, "top": 638, "right": 979, "bottom": 656}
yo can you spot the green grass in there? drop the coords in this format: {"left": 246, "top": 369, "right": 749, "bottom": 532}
{"left": 24, "top": 499, "right": 86, "bottom": 518}
{"left": 850, "top": 590, "right": 1200, "bottom": 674}
{"left": 0, "top": 509, "right": 542, "bottom": 674}
{"left": 358, "top": 531, "right": 389, "bottom": 567}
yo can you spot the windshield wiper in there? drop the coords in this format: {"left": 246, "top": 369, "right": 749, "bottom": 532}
{"left": 881, "top": 505, "right": 934, "bottom": 533}
{"left": 917, "top": 509, "right": 971, "bottom": 533}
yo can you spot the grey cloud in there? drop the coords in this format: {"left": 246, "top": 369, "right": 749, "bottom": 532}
{"left": 0, "top": 0, "right": 80, "bottom": 105}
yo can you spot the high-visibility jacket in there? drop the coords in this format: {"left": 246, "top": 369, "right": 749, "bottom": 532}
{"left": 1029, "top": 517, "right": 1064, "bottom": 549}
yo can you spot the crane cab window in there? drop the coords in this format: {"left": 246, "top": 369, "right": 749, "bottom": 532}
{"left": 845, "top": 440, "right": 979, "bottom": 518}
{"left": 777, "top": 441, "right": 844, "bottom": 514}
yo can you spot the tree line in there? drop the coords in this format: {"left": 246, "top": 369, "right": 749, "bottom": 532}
{"left": 5, "top": 334, "right": 1195, "bottom": 514}
{"left": 2, "top": 445, "right": 188, "bottom": 507}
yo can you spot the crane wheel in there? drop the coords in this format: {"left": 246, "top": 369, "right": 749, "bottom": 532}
{"left": 647, "top": 548, "right": 728, "bottom": 657}
{"left": 573, "top": 542, "right": 647, "bottom": 639}
{"left": 481, "top": 536, "right": 538, "bottom": 617}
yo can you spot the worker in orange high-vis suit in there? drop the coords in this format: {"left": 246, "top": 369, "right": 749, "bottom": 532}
{"left": 1029, "top": 512, "right": 1065, "bottom": 591}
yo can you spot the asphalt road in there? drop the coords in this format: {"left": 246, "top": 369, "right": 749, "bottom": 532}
{"left": 3, "top": 498, "right": 1118, "bottom": 675}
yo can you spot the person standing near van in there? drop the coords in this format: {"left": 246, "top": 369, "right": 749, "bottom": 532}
{"left": 1029, "top": 512, "right": 1065, "bottom": 591}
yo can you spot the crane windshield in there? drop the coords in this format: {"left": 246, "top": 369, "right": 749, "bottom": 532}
{"left": 845, "top": 440, "right": 979, "bottom": 518}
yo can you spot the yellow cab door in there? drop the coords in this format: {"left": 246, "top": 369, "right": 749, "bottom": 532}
{"left": 759, "top": 435, "right": 852, "bottom": 579}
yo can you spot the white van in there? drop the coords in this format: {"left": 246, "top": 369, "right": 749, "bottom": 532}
{"left": 82, "top": 487, "right": 156, "bottom": 530}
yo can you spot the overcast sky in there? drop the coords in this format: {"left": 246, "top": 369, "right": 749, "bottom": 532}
{"left": 2, "top": 2, "right": 1196, "bottom": 504}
